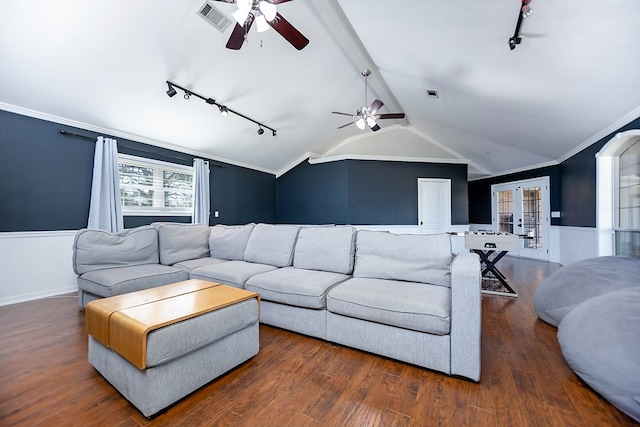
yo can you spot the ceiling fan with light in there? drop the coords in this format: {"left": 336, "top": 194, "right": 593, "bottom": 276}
{"left": 213, "top": 0, "right": 309, "bottom": 50}
{"left": 332, "top": 69, "right": 405, "bottom": 132}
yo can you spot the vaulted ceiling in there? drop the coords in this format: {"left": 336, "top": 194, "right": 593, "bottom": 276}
{"left": 1, "top": 0, "right": 639, "bottom": 179}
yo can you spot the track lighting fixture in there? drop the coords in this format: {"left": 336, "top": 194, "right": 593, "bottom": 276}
{"left": 272, "top": 130, "right": 277, "bottom": 138}
{"left": 165, "top": 80, "right": 276, "bottom": 137}
{"left": 166, "top": 82, "right": 177, "bottom": 97}
{"left": 508, "top": 0, "right": 533, "bottom": 51}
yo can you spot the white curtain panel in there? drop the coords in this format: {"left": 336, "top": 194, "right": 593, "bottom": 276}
{"left": 87, "top": 137, "right": 124, "bottom": 232}
{"left": 193, "top": 158, "right": 210, "bottom": 225}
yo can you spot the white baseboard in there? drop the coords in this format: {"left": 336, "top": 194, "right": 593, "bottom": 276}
{"left": 0, "top": 230, "right": 78, "bottom": 306}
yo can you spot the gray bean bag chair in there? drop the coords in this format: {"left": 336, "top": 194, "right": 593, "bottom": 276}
{"left": 533, "top": 256, "right": 640, "bottom": 326}
{"left": 558, "top": 287, "right": 640, "bottom": 422}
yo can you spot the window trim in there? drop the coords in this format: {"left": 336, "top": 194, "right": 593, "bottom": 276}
{"left": 596, "top": 130, "right": 640, "bottom": 255}
{"left": 118, "top": 153, "right": 194, "bottom": 217}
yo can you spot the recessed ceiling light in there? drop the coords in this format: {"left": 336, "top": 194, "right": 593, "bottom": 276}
{"left": 426, "top": 89, "right": 439, "bottom": 99}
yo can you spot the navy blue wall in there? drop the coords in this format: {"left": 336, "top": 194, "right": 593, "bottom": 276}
{"left": 468, "top": 165, "right": 561, "bottom": 225}
{"left": 0, "top": 109, "right": 276, "bottom": 232}
{"left": 469, "top": 116, "right": 640, "bottom": 228}
{"left": 277, "top": 159, "right": 468, "bottom": 225}
{"left": 276, "top": 160, "right": 349, "bottom": 224}
{"left": 559, "top": 116, "right": 640, "bottom": 227}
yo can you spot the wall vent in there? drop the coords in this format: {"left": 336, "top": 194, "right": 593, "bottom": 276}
{"left": 198, "top": 1, "right": 233, "bottom": 33}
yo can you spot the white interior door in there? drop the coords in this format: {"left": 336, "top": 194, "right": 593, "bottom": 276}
{"left": 491, "top": 177, "right": 550, "bottom": 260}
{"left": 418, "top": 178, "right": 451, "bottom": 234}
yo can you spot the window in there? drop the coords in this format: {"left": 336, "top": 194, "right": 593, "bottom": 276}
{"left": 615, "top": 140, "right": 640, "bottom": 257}
{"left": 118, "top": 154, "right": 193, "bottom": 216}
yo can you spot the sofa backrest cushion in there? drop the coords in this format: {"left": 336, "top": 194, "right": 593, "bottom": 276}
{"left": 155, "top": 223, "right": 211, "bottom": 266}
{"left": 73, "top": 226, "right": 159, "bottom": 275}
{"left": 293, "top": 226, "right": 356, "bottom": 274}
{"left": 353, "top": 230, "right": 453, "bottom": 287}
{"left": 244, "top": 223, "right": 299, "bottom": 267}
{"left": 209, "top": 223, "right": 255, "bottom": 260}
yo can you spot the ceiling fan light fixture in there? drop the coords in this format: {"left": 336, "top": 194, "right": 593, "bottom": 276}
{"left": 355, "top": 118, "right": 366, "bottom": 130}
{"left": 256, "top": 14, "right": 270, "bottom": 32}
{"left": 232, "top": 0, "right": 252, "bottom": 25}
{"left": 259, "top": 1, "right": 277, "bottom": 21}
{"left": 366, "top": 116, "right": 376, "bottom": 128}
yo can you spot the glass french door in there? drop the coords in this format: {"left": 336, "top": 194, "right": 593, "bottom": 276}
{"left": 491, "top": 177, "right": 550, "bottom": 260}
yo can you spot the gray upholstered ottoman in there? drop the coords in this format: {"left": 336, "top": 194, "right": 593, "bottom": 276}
{"left": 86, "top": 280, "right": 260, "bottom": 417}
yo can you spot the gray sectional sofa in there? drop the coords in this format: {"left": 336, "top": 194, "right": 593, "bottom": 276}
{"left": 73, "top": 222, "right": 482, "bottom": 381}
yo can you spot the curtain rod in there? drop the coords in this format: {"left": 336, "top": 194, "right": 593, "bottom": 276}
{"left": 59, "top": 129, "right": 224, "bottom": 168}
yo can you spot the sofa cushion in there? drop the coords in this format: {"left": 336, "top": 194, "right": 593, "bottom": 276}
{"left": 327, "top": 277, "right": 451, "bottom": 335}
{"left": 533, "top": 256, "right": 640, "bottom": 327}
{"left": 189, "top": 260, "right": 277, "bottom": 288}
{"left": 558, "top": 287, "right": 640, "bottom": 423}
{"left": 73, "top": 226, "right": 159, "bottom": 275}
{"left": 293, "top": 226, "right": 356, "bottom": 275}
{"left": 246, "top": 266, "right": 349, "bottom": 309}
{"left": 353, "top": 231, "right": 453, "bottom": 287}
{"left": 155, "top": 223, "right": 211, "bottom": 266}
{"left": 244, "top": 224, "right": 299, "bottom": 267}
{"left": 208, "top": 223, "right": 255, "bottom": 261}
{"left": 77, "top": 264, "right": 189, "bottom": 299}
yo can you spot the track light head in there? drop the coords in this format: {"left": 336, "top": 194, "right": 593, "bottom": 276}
{"left": 184, "top": 91, "right": 191, "bottom": 100}
{"left": 166, "top": 83, "right": 177, "bottom": 97}
{"left": 508, "top": 36, "right": 521, "bottom": 50}
{"left": 219, "top": 105, "right": 228, "bottom": 117}
{"left": 257, "top": 127, "right": 264, "bottom": 135}
{"left": 272, "top": 130, "right": 277, "bottom": 138}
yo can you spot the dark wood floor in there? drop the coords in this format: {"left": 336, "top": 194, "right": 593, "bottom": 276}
{"left": 1, "top": 257, "right": 636, "bottom": 426}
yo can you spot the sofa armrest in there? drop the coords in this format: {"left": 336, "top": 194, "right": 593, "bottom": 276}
{"left": 449, "top": 251, "right": 482, "bottom": 381}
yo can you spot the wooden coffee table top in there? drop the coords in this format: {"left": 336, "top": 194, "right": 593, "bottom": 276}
{"left": 85, "top": 279, "right": 260, "bottom": 369}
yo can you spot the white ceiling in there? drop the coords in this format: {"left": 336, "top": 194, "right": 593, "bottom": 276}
{"left": 1, "top": 0, "right": 639, "bottom": 178}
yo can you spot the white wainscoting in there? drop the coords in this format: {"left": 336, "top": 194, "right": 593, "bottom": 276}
{"left": 0, "top": 231, "right": 78, "bottom": 306}
{"left": 551, "top": 226, "right": 598, "bottom": 266}
{"left": 470, "top": 224, "right": 598, "bottom": 266}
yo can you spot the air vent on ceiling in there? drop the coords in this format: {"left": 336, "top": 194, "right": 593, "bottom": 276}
{"left": 426, "top": 89, "right": 439, "bottom": 99}
{"left": 198, "top": 1, "right": 233, "bottom": 33}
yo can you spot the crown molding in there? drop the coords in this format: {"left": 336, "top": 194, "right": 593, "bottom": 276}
{"left": 0, "top": 102, "right": 277, "bottom": 176}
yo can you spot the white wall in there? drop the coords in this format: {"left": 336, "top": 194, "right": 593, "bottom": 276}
{"left": 551, "top": 226, "right": 598, "bottom": 265}
{"left": 0, "top": 231, "right": 78, "bottom": 306}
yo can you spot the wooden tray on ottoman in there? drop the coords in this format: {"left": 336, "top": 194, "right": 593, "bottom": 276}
{"left": 85, "top": 279, "right": 260, "bottom": 417}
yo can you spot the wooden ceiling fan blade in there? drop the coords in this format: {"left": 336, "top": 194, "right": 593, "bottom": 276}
{"left": 332, "top": 111, "right": 355, "bottom": 117}
{"left": 267, "top": 0, "right": 295, "bottom": 3}
{"left": 226, "top": 13, "right": 254, "bottom": 50}
{"left": 369, "top": 99, "right": 384, "bottom": 115}
{"left": 378, "top": 113, "right": 405, "bottom": 119}
{"left": 269, "top": 12, "right": 309, "bottom": 50}
{"left": 337, "top": 121, "right": 355, "bottom": 129}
